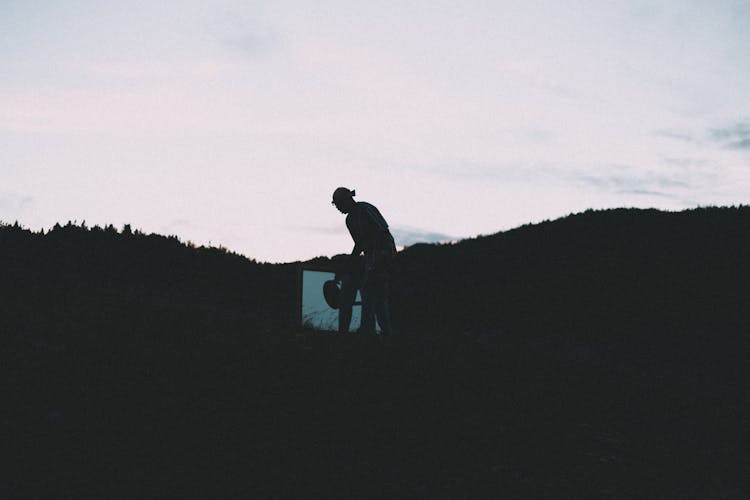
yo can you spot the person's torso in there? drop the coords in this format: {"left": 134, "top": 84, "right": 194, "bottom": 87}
{"left": 346, "top": 202, "right": 395, "bottom": 254}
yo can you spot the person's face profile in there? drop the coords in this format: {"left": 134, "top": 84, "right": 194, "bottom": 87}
{"left": 332, "top": 198, "right": 352, "bottom": 214}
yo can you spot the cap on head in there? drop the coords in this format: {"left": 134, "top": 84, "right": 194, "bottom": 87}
{"left": 332, "top": 187, "right": 356, "bottom": 204}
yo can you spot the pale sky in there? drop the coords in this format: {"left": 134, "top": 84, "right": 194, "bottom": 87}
{"left": 2, "top": 0, "right": 749, "bottom": 262}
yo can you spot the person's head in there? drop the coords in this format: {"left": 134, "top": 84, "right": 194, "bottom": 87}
{"left": 332, "top": 187, "right": 356, "bottom": 213}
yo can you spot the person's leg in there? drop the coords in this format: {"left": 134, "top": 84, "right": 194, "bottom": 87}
{"left": 338, "top": 274, "right": 357, "bottom": 333}
{"left": 375, "top": 299, "right": 392, "bottom": 337}
{"left": 358, "top": 268, "right": 376, "bottom": 334}
{"left": 373, "top": 273, "right": 393, "bottom": 337}
{"left": 338, "top": 306, "right": 352, "bottom": 334}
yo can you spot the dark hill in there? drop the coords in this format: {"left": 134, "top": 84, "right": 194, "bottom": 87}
{"left": 391, "top": 205, "right": 750, "bottom": 338}
{"left": 3, "top": 206, "right": 749, "bottom": 345}
{"left": 1, "top": 221, "right": 297, "bottom": 350}
{"left": 2, "top": 208, "right": 750, "bottom": 498}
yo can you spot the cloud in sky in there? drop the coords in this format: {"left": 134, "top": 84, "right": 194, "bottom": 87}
{"left": 408, "top": 160, "right": 700, "bottom": 199}
{"left": 225, "top": 32, "right": 277, "bottom": 55}
{"left": 653, "top": 130, "right": 696, "bottom": 143}
{"left": 654, "top": 121, "right": 750, "bottom": 154}
{"left": 661, "top": 157, "right": 708, "bottom": 168}
{"left": 709, "top": 122, "right": 750, "bottom": 150}
{"left": 305, "top": 224, "right": 455, "bottom": 248}
{"left": 0, "top": 193, "right": 34, "bottom": 224}
{"left": 208, "top": 5, "right": 280, "bottom": 57}
{"left": 572, "top": 168, "right": 690, "bottom": 193}
{"left": 0, "top": 193, "right": 33, "bottom": 211}
{"left": 390, "top": 226, "right": 456, "bottom": 247}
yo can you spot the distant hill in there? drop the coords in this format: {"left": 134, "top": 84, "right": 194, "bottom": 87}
{"left": 3, "top": 206, "right": 749, "bottom": 346}
{"left": 390, "top": 206, "right": 750, "bottom": 340}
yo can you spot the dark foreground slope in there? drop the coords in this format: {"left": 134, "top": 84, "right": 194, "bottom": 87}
{"left": 2, "top": 209, "right": 750, "bottom": 498}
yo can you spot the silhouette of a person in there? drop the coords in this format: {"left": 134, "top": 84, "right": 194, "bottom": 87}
{"left": 332, "top": 187, "right": 396, "bottom": 336}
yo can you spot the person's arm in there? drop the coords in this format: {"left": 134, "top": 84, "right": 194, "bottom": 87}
{"left": 346, "top": 209, "right": 364, "bottom": 256}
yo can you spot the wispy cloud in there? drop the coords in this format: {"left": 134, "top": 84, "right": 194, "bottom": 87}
{"left": 408, "top": 161, "right": 697, "bottom": 200}
{"left": 391, "top": 226, "right": 456, "bottom": 247}
{"left": 566, "top": 162, "right": 710, "bottom": 203}
{"left": 224, "top": 31, "right": 277, "bottom": 56}
{"left": 653, "top": 129, "right": 696, "bottom": 142}
{"left": 83, "top": 60, "right": 244, "bottom": 79}
{"left": 655, "top": 122, "right": 750, "bottom": 151}
{"left": 0, "top": 193, "right": 33, "bottom": 211}
{"left": 304, "top": 224, "right": 455, "bottom": 247}
{"left": 573, "top": 169, "right": 691, "bottom": 193}
{"left": 304, "top": 225, "right": 349, "bottom": 236}
{"left": 708, "top": 122, "right": 750, "bottom": 150}
{"left": 213, "top": 8, "right": 278, "bottom": 58}
{"left": 616, "top": 189, "right": 681, "bottom": 199}
{"left": 661, "top": 157, "right": 709, "bottom": 168}
{"left": 160, "top": 218, "right": 193, "bottom": 236}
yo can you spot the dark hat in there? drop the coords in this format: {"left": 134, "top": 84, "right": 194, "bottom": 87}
{"left": 332, "top": 187, "right": 355, "bottom": 204}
